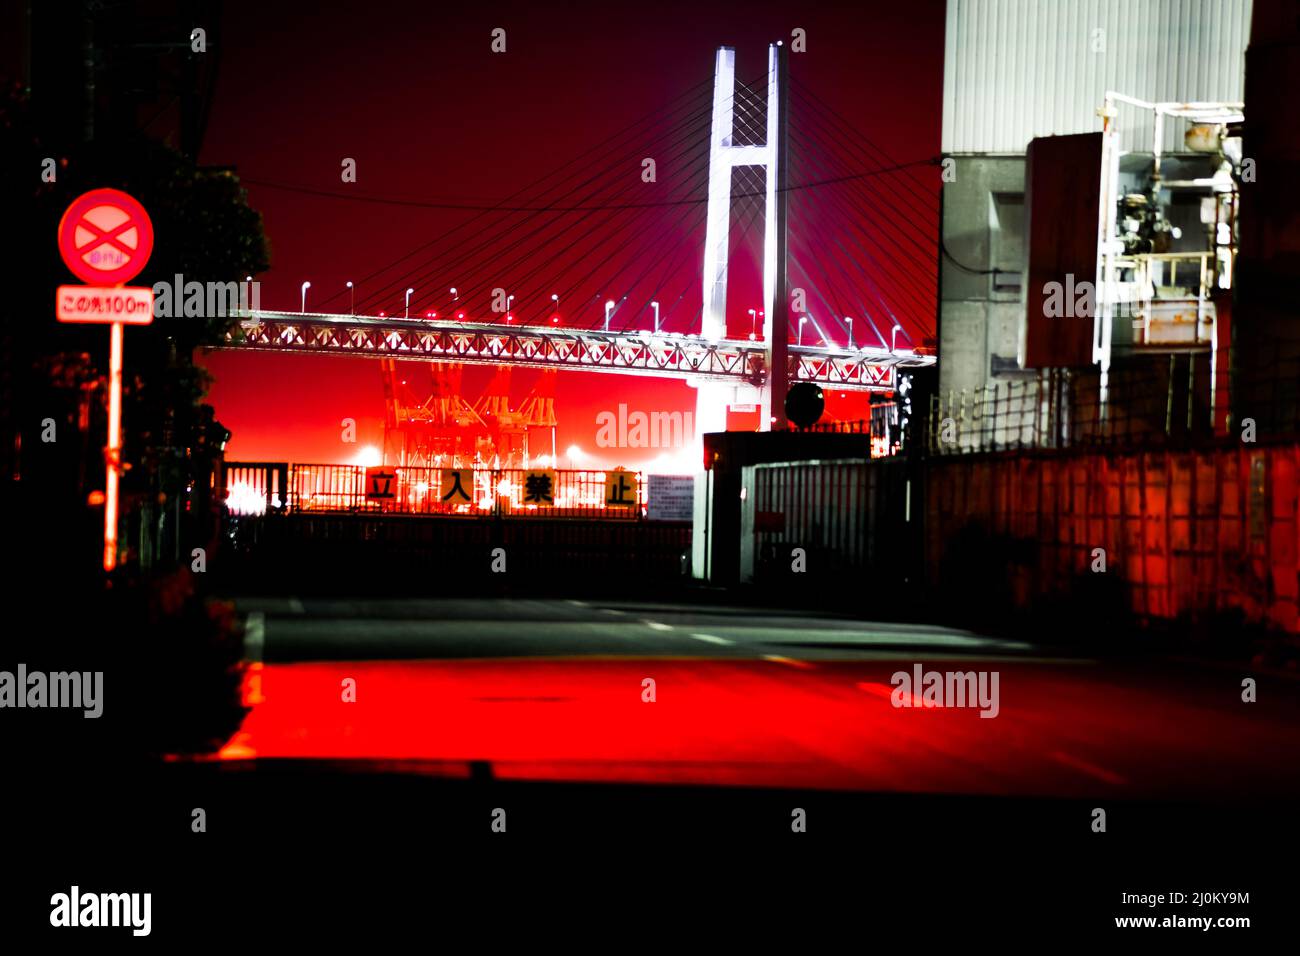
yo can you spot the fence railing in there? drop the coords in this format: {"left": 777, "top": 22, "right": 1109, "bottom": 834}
{"left": 926, "top": 360, "right": 1240, "bottom": 455}
{"left": 223, "top": 463, "right": 647, "bottom": 519}
{"left": 224, "top": 461, "right": 288, "bottom": 513}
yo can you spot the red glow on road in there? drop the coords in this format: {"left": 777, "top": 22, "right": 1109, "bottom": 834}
{"left": 216, "top": 659, "right": 1300, "bottom": 797}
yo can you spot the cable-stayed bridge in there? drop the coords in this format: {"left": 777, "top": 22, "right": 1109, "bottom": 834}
{"left": 218, "top": 43, "right": 939, "bottom": 429}
{"left": 228, "top": 311, "right": 922, "bottom": 390}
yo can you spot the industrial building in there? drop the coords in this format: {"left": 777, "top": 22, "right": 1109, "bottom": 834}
{"left": 936, "top": 0, "right": 1254, "bottom": 449}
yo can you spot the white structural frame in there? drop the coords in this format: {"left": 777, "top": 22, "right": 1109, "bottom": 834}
{"left": 1094, "top": 91, "right": 1243, "bottom": 414}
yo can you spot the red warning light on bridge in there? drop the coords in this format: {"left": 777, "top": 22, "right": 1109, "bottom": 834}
{"left": 57, "top": 188, "right": 155, "bottom": 286}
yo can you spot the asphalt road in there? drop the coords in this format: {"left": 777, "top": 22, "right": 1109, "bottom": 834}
{"left": 222, "top": 596, "right": 1300, "bottom": 799}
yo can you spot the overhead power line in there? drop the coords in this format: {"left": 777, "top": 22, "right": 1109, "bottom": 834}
{"left": 240, "top": 158, "right": 938, "bottom": 213}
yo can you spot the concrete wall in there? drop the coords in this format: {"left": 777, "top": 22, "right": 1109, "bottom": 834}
{"left": 222, "top": 513, "right": 692, "bottom": 595}
{"left": 939, "top": 154, "right": 1029, "bottom": 435}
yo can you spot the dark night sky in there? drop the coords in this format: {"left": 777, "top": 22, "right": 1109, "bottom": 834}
{"left": 196, "top": 0, "right": 945, "bottom": 466}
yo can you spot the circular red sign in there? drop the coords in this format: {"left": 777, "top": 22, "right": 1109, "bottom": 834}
{"left": 57, "top": 188, "right": 155, "bottom": 285}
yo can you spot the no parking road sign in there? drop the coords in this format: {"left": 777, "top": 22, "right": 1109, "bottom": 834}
{"left": 55, "top": 188, "right": 156, "bottom": 326}
{"left": 57, "top": 188, "right": 155, "bottom": 286}
{"left": 55, "top": 187, "right": 157, "bottom": 573}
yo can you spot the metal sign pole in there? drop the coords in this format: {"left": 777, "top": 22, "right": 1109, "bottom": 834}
{"left": 104, "top": 319, "right": 124, "bottom": 571}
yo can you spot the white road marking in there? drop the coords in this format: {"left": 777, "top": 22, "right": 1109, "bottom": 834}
{"left": 689, "top": 633, "right": 733, "bottom": 646}
{"left": 643, "top": 619, "right": 674, "bottom": 631}
{"left": 761, "top": 654, "right": 814, "bottom": 669}
{"left": 244, "top": 612, "right": 266, "bottom": 663}
{"left": 855, "top": 681, "right": 896, "bottom": 700}
{"left": 287, "top": 597, "right": 305, "bottom": 614}
{"left": 565, "top": 599, "right": 588, "bottom": 607}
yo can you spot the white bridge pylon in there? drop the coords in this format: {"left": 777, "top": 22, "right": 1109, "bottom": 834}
{"left": 698, "top": 43, "right": 788, "bottom": 436}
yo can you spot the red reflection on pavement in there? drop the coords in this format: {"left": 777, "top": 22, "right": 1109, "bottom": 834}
{"left": 217, "top": 659, "right": 1300, "bottom": 797}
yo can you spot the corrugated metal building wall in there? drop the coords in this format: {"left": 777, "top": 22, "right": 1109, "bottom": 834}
{"left": 943, "top": 0, "right": 1253, "bottom": 155}
{"left": 925, "top": 442, "right": 1300, "bottom": 634}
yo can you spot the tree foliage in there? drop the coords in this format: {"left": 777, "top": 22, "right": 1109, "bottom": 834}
{"left": 1, "top": 81, "right": 269, "bottom": 575}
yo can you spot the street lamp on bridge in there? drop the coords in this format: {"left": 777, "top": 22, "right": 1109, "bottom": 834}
{"left": 845, "top": 316, "right": 853, "bottom": 349}
{"left": 891, "top": 322, "right": 902, "bottom": 352}
{"left": 551, "top": 293, "right": 560, "bottom": 323}
{"left": 604, "top": 299, "right": 615, "bottom": 333}
{"left": 346, "top": 281, "right": 354, "bottom": 315}
{"left": 300, "top": 281, "right": 311, "bottom": 314}
{"left": 405, "top": 287, "right": 414, "bottom": 319}
{"left": 651, "top": 300, "right": 660, "bottom": 335}
{"left": 798, "top": 315, "right": 808, "bottom": 346}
